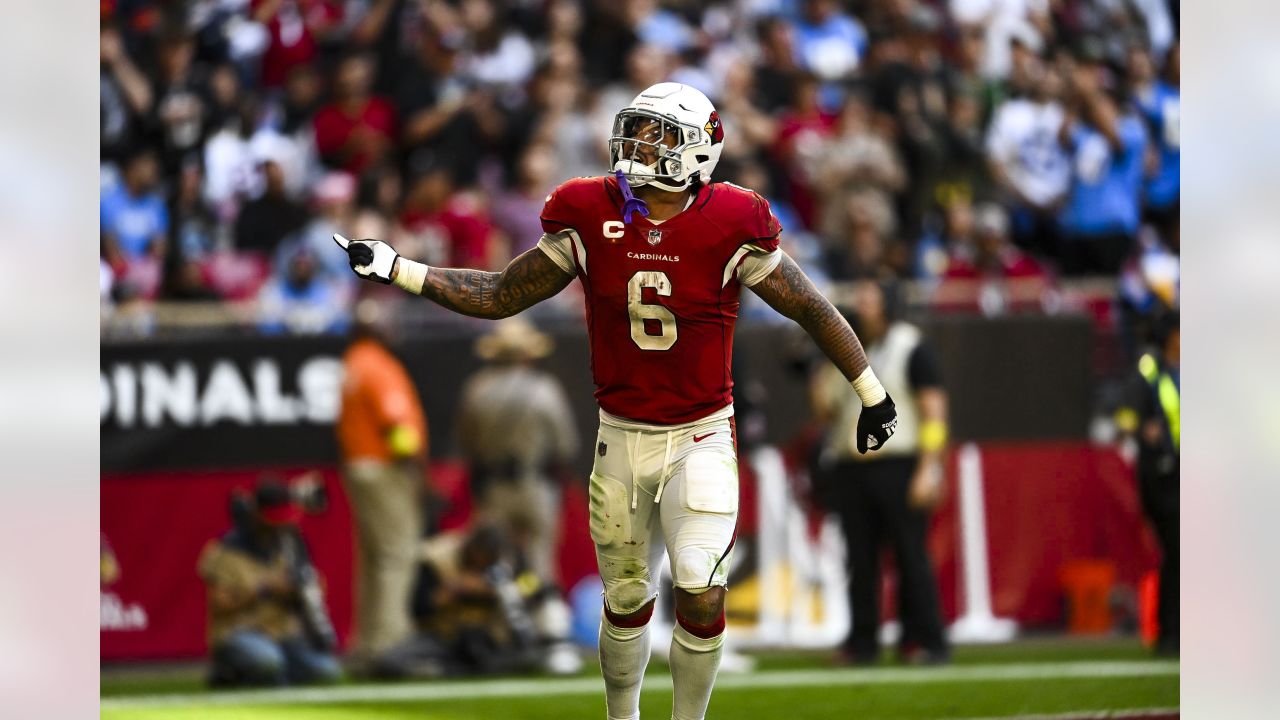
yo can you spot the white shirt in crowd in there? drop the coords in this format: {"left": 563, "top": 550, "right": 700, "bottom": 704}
{"left": 985, "top": 98, "right": 1070, "bottom": 209}
{"left": 950, "top": 0, "right": 1049, "bottom": 79}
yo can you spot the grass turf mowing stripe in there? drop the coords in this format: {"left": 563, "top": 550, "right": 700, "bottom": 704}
{"left": 101, "top": 660, "right": 1178, "bottom": 711}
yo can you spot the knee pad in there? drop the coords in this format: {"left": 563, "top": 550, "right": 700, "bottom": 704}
{"left": 603, "top": 577, "right": 654, "bottom": 620}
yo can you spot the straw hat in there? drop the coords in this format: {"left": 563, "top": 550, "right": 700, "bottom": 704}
{"left": 474, "top": 318, "right": 554, "bottom": 361}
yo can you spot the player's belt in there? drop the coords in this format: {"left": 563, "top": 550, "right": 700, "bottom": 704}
{"left": 598, "top": 403, "right": 734, "bottom": 433}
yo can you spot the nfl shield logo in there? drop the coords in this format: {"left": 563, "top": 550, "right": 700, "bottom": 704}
{"left": 647, "top": 229, "right": 663, "bottom": 246}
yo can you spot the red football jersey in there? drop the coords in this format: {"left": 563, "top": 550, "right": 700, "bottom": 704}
{"left": 539, "top": 176, "right": 782, "bottom": 425}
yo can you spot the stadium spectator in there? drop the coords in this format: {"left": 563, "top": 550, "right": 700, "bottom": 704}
{"left": 827, "top": 197, "right": 898, "bottom": 281}
{"left": 204, "top": 95, "right": 269, "bottom": 222}
{"left": 938, "top": 90, "right": 992, "bottom": 207}
{"left": 1117, "top": 225, "right": 1179, "bottom": 358}
{"left": 254, "top": 0, "right": 344, "bottom": 90}
{"left": 98, "top": 0, "right": 1180, "bottom": 341}
{"left": 281, "top": 171, "right": 362, "bottom": 293}
{"left": 336, "top": 302, "right": 430, "bottom": 669}
{"left": 101, "top": 148, "right": 168, "bottom": 299}
{"left": 594, "top": 43, "right": 675, "bottom": 157}
{"left": 517, "top": 57, "right": 603, "bottom": 183}
{"left": 752, "top": 16, "right": 802, "bottom": 113}
{"left": 945, "top": 202, "right": 1048, "bottom": 281}
{"left": 234, "top": 154, "right": 308, "bottom": 257}
{"left": 716, "top": 56, "right": 780, "bottom": 168}
{"left": 204, "top": 63, "right": 245, "bottom": 140}
{"left": 792, "top": 0, "right": 869, "bottom": 82}
{"left": 491, "top": 143, "right": 561, "bottom": 259}
{"left": 808, "top": 91, "right": 906, "bottom": 248}
{"left": 872, "top": 9, "right": 954, "bottom": 235}
{"left": 937, "top": 202, "right": 1051, "bottom": 314}
{"left": 459, "top": 0, "right": 537, "bottom": 89}
{"left": 986, "top": 58, "right": 1071, "bottom": 258}
{"left": 147, "top": 32, "right": 203, "bottom": 173}
{"left": 276, "top": 63, "right": 324, "bottom": 136}
{"left": 349, "top": 166, "right": 402, "bottom": 242}
{"left": 916, "top": 194, "right": 976, "bottom": 282}
{"left": 949, "top": 0, "right": 1052, "bottom": 81}
{"left": 1056, "top": 55, "right": 1149, "bottom": 276}
{"left": 256, "top": 245, "right": 351, "bottom": 334}
{"left": 456, "top": 318, "right": 578, "bottom": 587}
{"left": 313, "top": 53, "right": 397, "bottom": 175}
{"left": 394, "top": 26, "right": 501, "bottom": 188}
{"left": 773, "top": 72, "right": 836, "bottom": 231}
{"left": 161, "top": 159, "right": 221, "bottom": 303}
{"left": 197, "top": 480, "right": 343, "bottom": 687}
{"left": 399, "top": 166, "right": 503, "bottom": 270}
{"left": 1129, "top": 41, "right": 1179, "bottom": 234}
{"left": 100, "top": 24, "right": 152, "bottom": 163}
{"left": 812, "top": 280, "right": 950, "bottom": 665}
{"left": 168, "top": 159, "right": 219, "bottom": 264}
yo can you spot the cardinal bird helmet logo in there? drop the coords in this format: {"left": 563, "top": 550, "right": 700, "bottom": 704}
{"left": 704, "top": 111, "right": 723, "bottom": 145}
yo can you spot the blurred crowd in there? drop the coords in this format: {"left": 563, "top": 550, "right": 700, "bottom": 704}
{"left": 99, "top": 0, "right": 1179, "bottom": 335}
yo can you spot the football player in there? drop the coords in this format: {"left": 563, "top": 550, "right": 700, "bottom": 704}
{"left": 335, "top": 82, "right": 897, "bottom": 720}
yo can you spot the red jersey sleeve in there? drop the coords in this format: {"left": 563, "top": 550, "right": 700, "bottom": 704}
{"left": 745, "top": 190, "right": 783, "bottom": 251}
{"left": 540, "top": 177, "right": 594, "bottom": 235}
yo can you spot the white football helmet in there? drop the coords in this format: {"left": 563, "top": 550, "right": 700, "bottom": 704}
{"left": 609, "top": 82, "right": 725, "bottom": 193}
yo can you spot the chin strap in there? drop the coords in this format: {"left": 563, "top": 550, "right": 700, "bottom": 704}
{"left": 614, "top": 169, "right": 650, "bottom": 224}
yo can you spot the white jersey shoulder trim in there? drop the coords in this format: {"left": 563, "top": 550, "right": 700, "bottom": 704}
{"left": 536, "top": 230, "right": 581, "bottom": 275}
{"left": 723, "top": 244, "right": 783, "bottom": 288}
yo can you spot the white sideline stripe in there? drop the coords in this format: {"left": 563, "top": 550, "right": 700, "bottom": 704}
{"left": 938, "top": 709, "right": 1179, "bottom": 720}
{"left": 101, "top": 660, "right": 1178, "bottom": 710}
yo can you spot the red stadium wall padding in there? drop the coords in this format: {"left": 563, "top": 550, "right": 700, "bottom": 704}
{"left": 926, "top": 442, "right": 1162, "bottom": 628}
{"left": 101, "top": 466, "right": 359, "bottom": 661}
{"left": 100, "top": 461, "right": 597, "bottom": 662}
{"left": 101, "top": 443, "right": 1160, "bottom": 661}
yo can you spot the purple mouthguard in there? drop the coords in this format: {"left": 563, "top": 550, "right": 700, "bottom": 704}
{"left": 614, "top": 168, "right": 650, "bottom": 224}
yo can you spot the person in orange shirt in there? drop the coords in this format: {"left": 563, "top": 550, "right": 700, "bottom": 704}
{"left": 336, "top": 300, "right": 429, "bottom": 667}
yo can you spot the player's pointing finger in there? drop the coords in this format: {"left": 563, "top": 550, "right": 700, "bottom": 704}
{"left": 333, "top": 233, "right": 351, "bottom": 250}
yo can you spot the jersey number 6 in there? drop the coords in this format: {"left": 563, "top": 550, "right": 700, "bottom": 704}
{"left": 627, "top": 271, "right": 677, "bottom": 351}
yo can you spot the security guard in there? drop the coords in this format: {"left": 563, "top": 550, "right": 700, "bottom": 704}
{"left": 813, "top": 280, "right": 950, "bottom": 665}
{"left": 1115, "top": 311, "right": 1179, "bottom": 656}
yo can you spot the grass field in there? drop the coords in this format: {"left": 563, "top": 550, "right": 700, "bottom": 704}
{"left": 101, "top": 637, "right": 1178, "bottom": 719}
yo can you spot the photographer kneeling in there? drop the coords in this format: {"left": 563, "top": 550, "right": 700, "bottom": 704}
{"left": 198, "top": 478, "right": 343, "bottom": 687}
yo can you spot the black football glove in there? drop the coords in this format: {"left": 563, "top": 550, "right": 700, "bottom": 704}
{"left": 856, "top": 393, "right": 898, "bottom": 454}
{"left": 333, "top": 233, "right": 398, "bottom": 284}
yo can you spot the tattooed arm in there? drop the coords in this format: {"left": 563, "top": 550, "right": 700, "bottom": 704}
{"left": 749, "top": 252, "right": 870, "bottom": 382}
{"left": 751, "top": 251, "right": 897, "bottom": 452}
{"left": 393, "top": 247, "right": 575, "bottom": 319}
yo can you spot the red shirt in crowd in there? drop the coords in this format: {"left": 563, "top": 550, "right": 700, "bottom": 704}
{"left": 772, "top": 110, "right": 835, "bottom": 230}
{"left": 942, "top": 248, "right": 1047, "bottom": 280}
{"left": 312, "top": 98, "right": 397, "bottom": 174}
{"left": 253, "top": 0, "right": 343, "bottom": 88}
{"left": 399, "top": 195, "right": 498, "bottom": 270}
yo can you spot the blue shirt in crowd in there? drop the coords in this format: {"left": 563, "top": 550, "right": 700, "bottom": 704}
{"left": 257, "top": 276, "right": 351, "bottom": 336}
{"left": 1135, "top": 82, "right": 1180, "bottom": 210}
{"left": 793, "top": 12, "right": 868, "bottom": 77}
{"left": 100, "top": 185, "right": 168, "bottom": 259}
{"left": 1059, "top": 115, "right": 1149, "bottom": 238}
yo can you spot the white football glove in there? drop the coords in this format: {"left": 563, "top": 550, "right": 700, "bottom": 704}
{"left": 333, "top": 233, "right": 398, "bottom": 284}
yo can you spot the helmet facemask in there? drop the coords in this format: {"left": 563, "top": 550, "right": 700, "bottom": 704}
{"left": 609, "top": 109, "right": 701, "bottom": 192}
